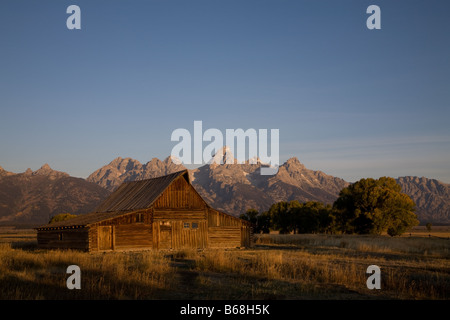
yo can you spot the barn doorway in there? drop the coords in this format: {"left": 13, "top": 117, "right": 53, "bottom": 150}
{"left": 159, "top": 221, "right": 172, "bottom": 249}
{"left": 98, "top": 226, "right": 114, "bottom": 250}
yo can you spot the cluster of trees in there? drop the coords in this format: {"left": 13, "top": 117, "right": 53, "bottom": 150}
{"left": 240, "top": 177, "right": 419, "bottom": 236}
{"left": 241, "top": 201, "right": 334, "bottom": 234}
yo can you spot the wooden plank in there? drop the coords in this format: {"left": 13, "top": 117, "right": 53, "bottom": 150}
{"left": 153, "top": 209, "right": 206, "bottom": 220}
{"left": 113, "top": 224, "right": 152, "bottom": 249}
{"left": 208, "top": 226, "right": 242, "bottom": 248}
{"left": 37, "top": 228, "right": 90, "bottom": 250}
{"left": 98, "top": 226, "right": 113, "bottom": 250}
{"left": 207, "top": 208, "right": 243, "bottom": 227}
{"left": 153, "top": 177, "right": 207, "bottom": 209}
{"left": 159, "top": 221, "right": 172, "bottom": 249}
{"left": 171, "top": 220, "right": 207, "bottom": 249}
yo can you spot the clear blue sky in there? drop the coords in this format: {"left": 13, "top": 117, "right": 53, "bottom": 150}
{"left": 1, "top": 0, "right": 449, "bottom": 183}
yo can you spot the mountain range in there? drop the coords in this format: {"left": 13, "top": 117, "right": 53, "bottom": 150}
{"left": 0, "top": 164, "right": 110, "bottom": 226}
{"left": 0, "top": 150, "right": 449, "bottom": 226}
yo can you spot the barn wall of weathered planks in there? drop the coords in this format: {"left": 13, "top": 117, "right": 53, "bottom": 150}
{"left": 88, "top": 210, "right": 153, "bottom": 251}
{"left": 37, "top": 227, "right": 90, "bottom": 250}
{"left": 207, "top": 208, "right": 252, "bottom": 248}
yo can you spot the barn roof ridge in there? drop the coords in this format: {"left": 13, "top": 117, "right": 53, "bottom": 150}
{"left": 120, "top": 169, "right": 190, "bottom": 185}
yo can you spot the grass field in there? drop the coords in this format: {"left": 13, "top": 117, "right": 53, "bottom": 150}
{"left": 0, "top": 227, "right": 448, "bottom": 300}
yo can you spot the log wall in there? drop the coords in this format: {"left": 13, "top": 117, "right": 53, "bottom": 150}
{"left": 37, "top": 228, "right": 89, "bottom": 251}
{"left": 89, "top": 209, "right": 152, "bottom": 251}
{"left": 207, "top": 208, "right": 253, "bottom": 248}
{"left": 208, "top": 226, "right": 242, "bottom": 248}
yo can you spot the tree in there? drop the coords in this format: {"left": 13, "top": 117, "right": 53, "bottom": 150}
{"left": 49, "top": 213, "right": 77, "bottom": 224}
{"left": 289, "top": 201, "right": 332, "bottom": 234}
{"left": 239, "top": 208, "right": 259, "bottom": 225}
{"left": 385, "top": 192, "right": 421, "bottom": 236}
{"left": 256, "top": 211, "right": 271, "bottom": 234}
{"left": 316, "top": 204, "right": 335, "bottom": 233}
{"left": 333, "top": 177, "right": 419, "bottom": 235}
{"left": 268, "top": 200, "right": 301, "bottom": 234}
{"left": 426, "top": 222, "right": 432, "bottom": 232}
{"left": 258, "top": 200, "right": 335, "bottom": 234}
{"left": 240, "top": 209, "right": 272, "bottom": 233}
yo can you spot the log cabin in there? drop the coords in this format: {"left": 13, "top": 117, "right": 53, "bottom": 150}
{"left": 35, "top": 170, "right": 253, "bottom": 251}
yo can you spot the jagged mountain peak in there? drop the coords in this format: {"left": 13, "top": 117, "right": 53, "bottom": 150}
{"left": 208, "top": 145, "right": 237, "bottom": 165}
{"left": 163, "top": 155, "right": 185, "bottom": 166}
{"left": 206, "top": 146, "right": 266, "bottom": 166}
{"left": 32, "top": 164, "right": 69, "bottom": 178}
{"left": 150, "top": 157, "right": 162, "bottom": 163}
{"left": 87, "top": 156, "right": 186, "bottom": 191}
{"left": 0, "top": 165, "right": 15, "bottom": 177}
{"left": 33, "top": 163, "right": 51, "bottom": 173}
{"left": 145, "top": 157, "right": 164, "bottom": 166}
{"left": 112, "top": 156, "right": 141, "bottom": 166}
{"left": 109, "top": 156, "right": 124, "bottom": 165}
{"left": 285, "top": 156, "right": 300, "bottom": 164}
{"left": 283, "top": 157, "right": 305, "bottom": 169}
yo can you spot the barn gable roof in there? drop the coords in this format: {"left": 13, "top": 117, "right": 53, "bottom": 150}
{"left": 95, "top": 169, "right": 191, "bottom": 213}
{"left": 36, "top": 170, "right": 192, "bottom": 230}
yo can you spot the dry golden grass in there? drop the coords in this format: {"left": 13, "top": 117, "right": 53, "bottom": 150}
{"left": 253, "top": 234, "right": 449, "bottom": 299}
{"left": 401, "top": 225, "right": 450, "bottom": 238}
{"left": 0, "top": 242, "right": 175, "bottom": 299}
{"left": 0, "top": 230, "right": 448, "bottom": 300}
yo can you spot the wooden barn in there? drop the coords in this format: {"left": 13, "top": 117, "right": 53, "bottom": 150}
{"left": 35, "top": 170, "right": 253, "bottom": 251}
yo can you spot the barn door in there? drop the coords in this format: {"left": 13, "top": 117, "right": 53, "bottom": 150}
{"left": 159, "top": 222, "right": 172, "bottom": 249}
{"left": 98, "top": 226, "right": 113, "bottom": 250}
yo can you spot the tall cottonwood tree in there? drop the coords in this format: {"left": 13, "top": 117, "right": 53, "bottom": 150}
{"left": 333, "top": 177, "right": 418, "bottom": 235}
